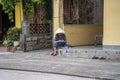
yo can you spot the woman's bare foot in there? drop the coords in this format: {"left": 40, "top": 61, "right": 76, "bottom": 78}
{"left": 51, "top": 51, "right": 57, "bottom": 56}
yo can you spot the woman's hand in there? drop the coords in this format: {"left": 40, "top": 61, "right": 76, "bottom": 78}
{"left": 58, "top": 40, "right": 65, "bottom": 42}
{"left": 55, "top": 40, "right": 66, "bottom": 43}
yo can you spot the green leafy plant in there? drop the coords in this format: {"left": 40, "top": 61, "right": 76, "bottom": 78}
{"left": 0, "top": 0, "right": 52, "bottom": 23}
{"left": 2, "top": 38, "right": 13, "bottom": 47}
{"left": 0, "top": 0, "right": 19, "bottom": 22}
{"left": 3, "top": 27, "right": 21, "bottom": 47}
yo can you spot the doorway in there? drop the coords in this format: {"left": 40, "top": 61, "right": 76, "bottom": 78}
{"left": 0, "top": 5, "right": 15, "bottom": 45}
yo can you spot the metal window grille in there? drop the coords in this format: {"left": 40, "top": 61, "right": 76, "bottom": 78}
{"left": 30, "top": 24, "right": 51, "bottom": 34}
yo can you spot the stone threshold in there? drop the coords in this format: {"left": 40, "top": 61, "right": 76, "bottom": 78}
{"left": 58, "top": 48, "right": 120, "bottom": 60}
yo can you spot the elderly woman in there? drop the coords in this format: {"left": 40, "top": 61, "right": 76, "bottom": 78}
{"left": 51, "top": 28, "right": 66, "bottom": 56}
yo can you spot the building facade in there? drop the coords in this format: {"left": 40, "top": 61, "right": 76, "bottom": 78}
{"left": 1, "top": 0, "right": 120, "bottom": 50}
{"left": 53, "top": 0, "right": 120, "bottom": 49}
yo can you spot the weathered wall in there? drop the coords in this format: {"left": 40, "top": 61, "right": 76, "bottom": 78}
{"left": 64, "top": 24, "right": 103, "bottom": 46}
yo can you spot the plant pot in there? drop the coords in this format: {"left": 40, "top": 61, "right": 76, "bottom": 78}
{"left": 13, "top": 41, "right": 19, "bottom": 46}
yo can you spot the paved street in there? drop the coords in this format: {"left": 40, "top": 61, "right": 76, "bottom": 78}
{"left": 0, "top": 69, "right": 95, "bottom": 80}
{"left": 0, "top": 49, "right": 120, "bottom": 80}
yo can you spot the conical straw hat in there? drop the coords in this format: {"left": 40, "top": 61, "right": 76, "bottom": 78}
{"left": 55, "top": 28, "right": 65, "bottom": 34}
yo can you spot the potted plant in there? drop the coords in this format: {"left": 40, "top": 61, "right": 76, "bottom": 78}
{"left": 3, "top": 27, "right": 21, "bottom": 51}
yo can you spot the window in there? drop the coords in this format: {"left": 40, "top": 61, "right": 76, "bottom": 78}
{"left": 63, "top": 0, "right": 103, "bottom": 24}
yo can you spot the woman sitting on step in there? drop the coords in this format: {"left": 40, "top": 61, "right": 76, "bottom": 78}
{"left": 51, "top": 28, "right": 66, "bottom": 56}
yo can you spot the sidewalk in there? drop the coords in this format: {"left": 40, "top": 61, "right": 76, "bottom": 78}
{"left": 0, "top": 49, "right": 120, "bottom": 80}
{"left": 0, "top": 47, "right": 7, "bottom": 52}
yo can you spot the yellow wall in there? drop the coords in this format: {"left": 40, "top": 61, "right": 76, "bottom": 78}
{"left": 59, "top": 0, "right": 63, "bottom": 28}
{"left": 15, "top": 0, "right": 23, "bottom": 28}
{"left": 104, "top": 0, "right": 120, "bottom": 45}
{"left": 53, "top": 0, "right": 60, "bottom": 35}
{"left": 65, "top": 25, "right": 103, "bottom": 46}
{"left": 53, "top": 0, "right": 64, "bottom": 36}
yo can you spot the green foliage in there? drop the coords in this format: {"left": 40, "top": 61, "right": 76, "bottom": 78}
{"left": 3, "top": 27, "right": 21, "bottom": 47}
{"left": 23, "top": 0, "right": 44, "bottom": 18}
{"left": 32, "top": 0, "right": 44, "bottom": 4}
{"left": 23, "top": 0, "right": 52, "bottom": 23}
{"left": 0, "top": 0, "right": 52, "bottom": 23}
{"left": 0, "top": 0, "right": 19, "bottom": 22}
{"left": 23, "top": 0, "right": 34, "bottom": 17}
{"left": 2, "top": 38, "right": 13, "bottom": 47}
{"left": 42, "top": 0, "right": 53, "bottom": 23}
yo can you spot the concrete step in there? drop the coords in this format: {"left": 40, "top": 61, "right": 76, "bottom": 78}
{"left": 58, "top": 48, "right": 120, "bottom": 60}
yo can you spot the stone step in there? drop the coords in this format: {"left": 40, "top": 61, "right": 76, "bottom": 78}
{"left": 58, "top": 48, "right": 120, "bottom": 60}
